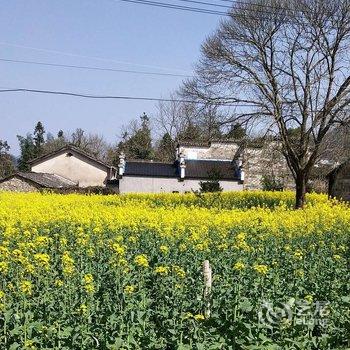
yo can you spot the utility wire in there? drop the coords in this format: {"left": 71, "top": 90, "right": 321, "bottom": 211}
{"left": 169, "top": 0, "right": 290, "bottom": 12}
{"left": 117, "top": 0, "right": 292, "bottom": 17}
{"left": 169, "top": 0, "right": 232, "bottom": 9}
{"left": 211, "top": 0, "right": 290, "bottom": 12}
{"left": 0, "top": 87, "right": 329, "bottom": 113}
{"left": 0, "top": 58, "right": 192, "bottom": 78}
{"left": 0, "top": 87, "right": 258, "bottom": 107}
{"left": 0, "top": 42, "right": 191, "bottom": 74}
{"left": 118, "top": 0, "right": 230, "bottom": 15}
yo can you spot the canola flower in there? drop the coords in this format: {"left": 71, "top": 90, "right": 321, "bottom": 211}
{"left": 172, "top": 265, "right": 186, "bottom": 278}
{"left": 159, "top": 245, "right": 169, "bottom": 254}
{"left": 54, "top": 279, "right": 64, "bottom": 287}
{"left": 20, "top": 280, "right": 32, "bottom": 296}
{"left": 78, "top": 303, "right": 88, "bottom": 316}
{"left": 293, "top": 249, "right": 304, "bottom": 260}
{"left": 154, "top": 266, "right": 169, "bottom": 276}
{"left": 194, "top": 314, "right": 206, "bottom": 321}
{"left": 233, "top": 261, "right": 245, "bottom": 271}
{"left": 33, "top": 253, "right": 50, "bottom": 270}
{"left": 62, "top": 251, "right": 75, "bottom": 276}
{"left": 134, "top": 254, "right": 149, "bottom": 268}
{"left": 304, "top": 294, "right": 314, "bottom": 303}
{"left": 83, "top": 274, "right": 95, "bottom": 294}
{"left": 253, "top": 264, "right": 269, "bottom": 275}
{"left": 124, "top": 285, "right": 135, "bottom": 294}
{"left": 0, "top": 191, "right": 348, "bottom": 349}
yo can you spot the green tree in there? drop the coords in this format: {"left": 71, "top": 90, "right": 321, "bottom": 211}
{"left": 226, "top": 123, "right": 246, "bottom": 140}
{"left": 17, "top": 121, "right": 46, "bottom": 171}
{"left": 33, "top": 121, "right": 45, "bottom": 157}
{"left": 57, "top": 130, "right": 64, "bottom": 139}
{"left": 199, "top": 169, "right": 223, "bottom": 193}
{"left": 119, "top": 113, "right": 154, "bottom": 159}
{"left": 177, "top": 122, "right": 202, "bottom": 143}
{"left": 0, "top": 140, "right": 15, "bottom": 178}
{"left": 155, "top": 132, "right": 176, "bottom": 162}
{"left": 17, "top": 134, "right": 36, "bottom": 171}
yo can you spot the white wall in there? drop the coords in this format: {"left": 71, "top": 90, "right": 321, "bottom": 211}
{"left": 119, "top": 176, "right": 243, "bottom": 193}
{"left": 31, "top": 151, "right": 109, "bottom": 187}
{"left": 179, "top": 142, "right": 240, "bottom": 160}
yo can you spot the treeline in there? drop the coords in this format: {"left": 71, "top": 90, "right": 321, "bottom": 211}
{"left": 0, "top": 101, "right": 247, "bottom": 177}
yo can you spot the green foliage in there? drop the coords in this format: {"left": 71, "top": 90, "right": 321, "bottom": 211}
{"left": 0, "top": 192, "right": 348, "bottom": 349}
{"left": 17, "top": 134, "right": 36, "bottom": 171}
{"left": 199, "top": 169, "right": 223, "bottom": 193}
{"left": 156, "top": 132, "right": 176, "bottom": 162}
{"left": 17, "top": 121, "right": 47, "bottom": 171}
{"left": 226, "top": 123, "right": 246, "bottom": 140}
{"left": 261, "top": 173, "right": 284, "bottom": 191}
{"left": 119, "top": 113, "right": 154, "bottom": 160}
{"left": 33, "top": 121, "right": 45, "bottom": 157}
{"left": 177, "top": 122, "right": 202, "bottom": 143}
{"left": 0, "top": 140, "right": 15, "bottom": 178}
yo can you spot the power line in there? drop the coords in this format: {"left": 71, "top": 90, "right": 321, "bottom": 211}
{"left": 0, "top": 42, "right": 192, "bottom": 74}
{"left": 117, "top": 0, "right": 292, "bottom": 17}
{"left": 212, "top": 0, "right": 289, "bottom": 12}
{"left": 0, "top": 87, "right": 257, "bottom": 107}
{"left": 118, "top": 0, "right": 230, "bottom": 15}
{"left": 172, "top": 0, "right": 289, "bottom": 12}
{"left": 170, "top": 0, "right": 232, "bottom": 9}
{"left": 0, "top": 58, "right": 192, "bottom": 78}
{"left": 0, "top": 87, "right": 329, "bottom": 113}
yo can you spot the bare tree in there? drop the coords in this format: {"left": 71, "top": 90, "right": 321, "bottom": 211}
{"left": 70, "top": 128, "right": 110, "bottom": 162}
{"left": 183, "top": 0, "right": 350, "bottom": 208}
{"left": 155, "top": 92, "right": 223, "bottom": 144}
{"left": 155, "top": 93, "right": 197, "bottom": 141}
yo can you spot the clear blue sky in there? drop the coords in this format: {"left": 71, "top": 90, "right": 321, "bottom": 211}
{"left": 0, "top": 0, "right": 222, "bottom": 155}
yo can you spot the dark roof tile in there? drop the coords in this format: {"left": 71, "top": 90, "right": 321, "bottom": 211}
{"left": 13, "top": 172, "right": 77, "bottom": 188}
{"left": 123, "top": 159, "right": 239, "bottom": 180}
{"left": 185, "top": 160, "right": 239, "bottom": 180}
{"left": 124, "top": 161, "right": 178, "bottom": 177}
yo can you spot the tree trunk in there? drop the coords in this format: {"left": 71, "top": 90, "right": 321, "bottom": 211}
{"left": 295, "top": 172, "right": 307, "bottom": 209}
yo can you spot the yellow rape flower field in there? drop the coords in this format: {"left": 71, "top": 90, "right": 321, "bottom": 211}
{"left": 0, "top": 191, "right": 349, "bottom": 349}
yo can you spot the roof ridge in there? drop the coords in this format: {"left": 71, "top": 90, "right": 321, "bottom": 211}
{"left": 127, "top": 159, "right": 175, "bottom": 165}
{"left": 27, "top": 144, "right": 113, "bottom": 169}
{"left": 2, "top": 171, "right": 77, "bottom": 188}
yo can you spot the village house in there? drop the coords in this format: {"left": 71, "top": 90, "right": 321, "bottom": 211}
{"left": 0, "top": 145, "right": 117, "bottom": 192}
{"left": 327, "top": 159, "right": 350, "bottom": 202}
{"left": 0, "top": 143, "right": 244, "bottom": 193}
{"left": 116, "top": 154, "right": 243, "bottom": 193}
{"left": 0, "top": 172, "right": 77, "bottom": 192}
{"left": 0, "top": 141, "right": 341, "bottom": 195}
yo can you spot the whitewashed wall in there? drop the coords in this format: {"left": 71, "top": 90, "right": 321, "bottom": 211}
{"left": 119, "top": 176, "right": 243, "bottom": 193}
{"left": 31, "top": 151, "right": 109, "bottom": 187}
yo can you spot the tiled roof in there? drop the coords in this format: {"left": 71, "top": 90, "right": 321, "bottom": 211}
{"left": 124, "top": 161, "right": 179, "bottom": 177}
{"left": 12, "top": 172, "right": 77, "bottom": 188}
{"left": 185, "top": 160, "right": 239, "bottom": 180}
{"left": 123, "top": 159, "right": 239, "bottom": 180}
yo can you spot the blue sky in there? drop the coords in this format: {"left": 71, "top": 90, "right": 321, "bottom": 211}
{"left": 0, "top": 0, "right": 222, "bottom": 155}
